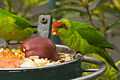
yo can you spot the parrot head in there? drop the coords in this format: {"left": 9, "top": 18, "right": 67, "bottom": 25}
{"left": 52, "top": 21, "right": 65, "bottom": 28}
{"left": 52, "top": 20, "right": 67, "bottom": 35}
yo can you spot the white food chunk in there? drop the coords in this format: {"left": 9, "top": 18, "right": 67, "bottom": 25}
{"left": 20, "top": 58, "right": 37, "bottom": 68}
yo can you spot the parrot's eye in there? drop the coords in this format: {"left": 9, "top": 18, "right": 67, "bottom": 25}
{"left": 40, "top": 17, "right": 47, "bottom": 24}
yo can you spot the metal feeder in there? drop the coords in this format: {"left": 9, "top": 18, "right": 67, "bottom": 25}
{"left": 0, "top": 15, "right": 106, "bottom": 80}
{"left": 0, "top": 45, "right": 105, "bottom": 80}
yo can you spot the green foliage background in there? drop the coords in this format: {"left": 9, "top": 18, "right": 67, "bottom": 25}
{"left": 0, "top": 0, "right": 120, "bottom": 80}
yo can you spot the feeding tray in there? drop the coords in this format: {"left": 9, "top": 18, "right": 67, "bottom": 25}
{"left": 0, "top": 45, "right": 105, "bottom": 80}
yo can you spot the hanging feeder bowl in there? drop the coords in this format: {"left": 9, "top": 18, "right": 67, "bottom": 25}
{"left": 0, "top": 45, "right": 105, "bottom": 80}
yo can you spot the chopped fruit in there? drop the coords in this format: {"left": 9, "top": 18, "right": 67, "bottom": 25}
{"left": 0, "top": 48, "right": 25, "bottom": 68}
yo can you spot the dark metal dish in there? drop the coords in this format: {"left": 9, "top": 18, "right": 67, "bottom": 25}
{"left": 0, "top": 45, "right": 105, "bottom": 80}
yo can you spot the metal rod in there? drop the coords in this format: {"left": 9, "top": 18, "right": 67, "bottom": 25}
{"left": 72, "top": 56, "right": 106, "bottom": 80}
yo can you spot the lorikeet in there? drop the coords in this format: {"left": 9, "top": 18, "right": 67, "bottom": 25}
{"left": 0, "top": 9, "right": 36, "bottom": 41}
{"left": 51, "top": 21, "right": 64, "bottom": 44}
{"left": 51, "top": 18, "right": 118, "bottom": 70}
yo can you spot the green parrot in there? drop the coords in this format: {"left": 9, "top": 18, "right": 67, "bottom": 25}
{"left": 52, "top": 18, "right": 118, "bottom": 70}
{"left": 0, "top": 8, "right": 36, "bottom": 41}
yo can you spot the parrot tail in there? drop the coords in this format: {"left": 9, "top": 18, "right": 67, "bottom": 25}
{"left": 100, "top": 50, "right": 119, "bottom": 71}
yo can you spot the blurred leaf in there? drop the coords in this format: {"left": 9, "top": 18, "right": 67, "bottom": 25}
{"left": 0, "top": 0, "right": 48, "bottom": 22}
{"left": 109, "top": 20, "right": 120, "bottom": 29}
{"left": 23, "top": 0, "right": 47, "bottom": 7}
{"left": 4, "top": 0, "right": 12, "bottom": 12}
{"left": 112, "top": 0, "right": 120, "bottom": 10}
{"left": 92, "top": 2, "right": 115, "bottom": 15}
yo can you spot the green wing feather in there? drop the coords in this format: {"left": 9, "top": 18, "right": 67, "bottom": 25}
{"left": 58, "top": 21, "right": 118, "bottom": 70}
{"left": 0, "top": 8, "right": 33, "bottom": 29}
{"left": 59, "top": 28, "right": 101, "bottom": 54}
{"left": 70, "top": 21, "right": 113, "bottom": 49}
{"left": 0, "top": 9, "right": 35, "bottom": 41}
